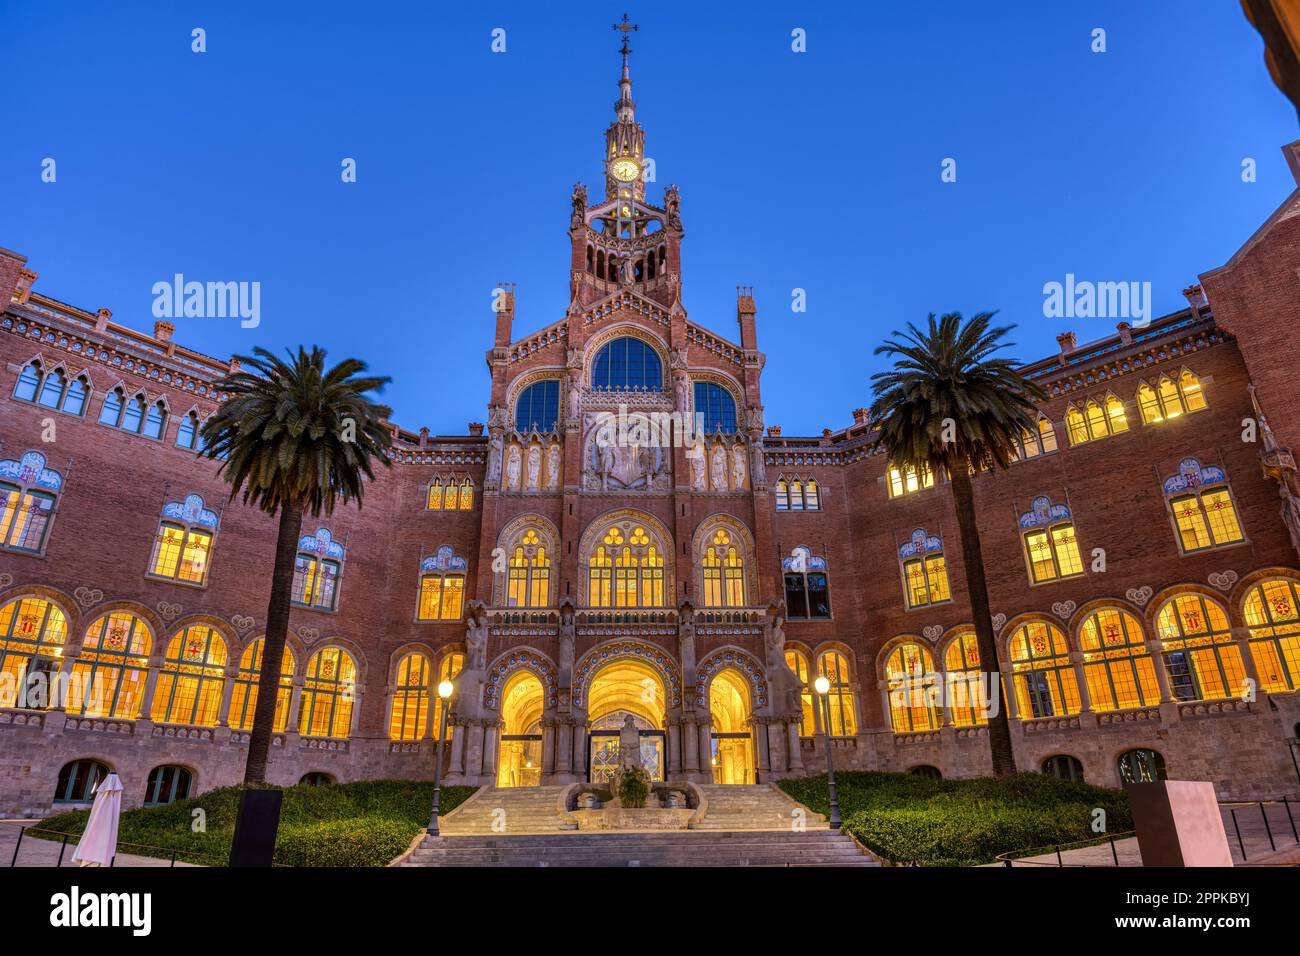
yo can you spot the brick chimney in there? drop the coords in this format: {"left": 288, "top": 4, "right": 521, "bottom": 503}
{"left": 1116, "top": 321, "right": 1132, "bottom": 345}
{"left": 1056, "top": 331, "right": 1077, "bottom": 361}
{"left": 468, "top": 422, "right": 484, "bottom": 437}
{"left": 154, "top": 320, "right": 175, "bottom": 343}
{"left": 766, "top": 425, "right": 782, "bottom": 438}
{"left": 418, "top": 426, "right": 429, "bottom": 449}
{"left": 852, "top": 407, "right": 869, "bottom": 425}
{"left": 1183, "top": 284, "right": 1208, "bottom": 319}
{"left": 95, "top": 308, "right": 112, "bottom": 332}
{"left": 494, "top": 282, "right": 515, "bottom": 347}
{"left": 736, "top": 285, "right": 757, "bottom": 350}
{"left": 0, "top": 247, "right": 27, "bottom": 307}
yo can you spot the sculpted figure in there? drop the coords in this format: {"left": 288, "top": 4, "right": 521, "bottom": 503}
{"left": 710, "top": 445, "right": 727, "bottom": 491}
{"left": 689, "top": 445, "right": 706, "bottom": 490}
{"left": 486, "top": 431, "right": 504, "bottom": 483}
{"left": 678, "top": 601, "right": 697, "bottom": 678}
{"left": 547, "top": 443, "right": 561, "bottom": 489}
{"left": 455, "top": 602, "right": 490, "bottom": 720}
{"left": 557, "top": 600, "right": 576, "bottom": 688}
{"left": 763, "top": 603, "right": 803, "bottom": 719}
{"left": 731, "top": 444, "right": 746, "bottom": 490}
{"left": 570, "top": 183, "right": 587, "bottom": 229}
{"left": 506, "top": 444, "right": 522, "bottom": 491}
{"left": 526, "top": 444, "right": 542, "bottom": 490}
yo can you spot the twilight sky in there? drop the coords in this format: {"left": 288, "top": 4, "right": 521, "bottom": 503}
{"left": 1, "top": 1, "right": 1295, "bottom": 435}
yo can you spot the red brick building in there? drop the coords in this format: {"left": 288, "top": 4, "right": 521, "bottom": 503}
{"left": 2, "top": 53, "right": 1299, "bottom": 815}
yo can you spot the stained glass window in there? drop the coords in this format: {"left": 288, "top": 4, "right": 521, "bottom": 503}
{"left": 1244, "top": 578, "right": 1300, "bottom": 692}
{"left": 693, "top": 382, "right": 737, "bottom": 433}
{"left": 390, "top": 652, "right": 432, "bottom": 740}
{"left": 151, "top": 625, "right": 227, "bottom": 726}
{"left": 886, "top": 643, "right": 939, "bottom": 732}
{"left": 817, "top": 650, "right": 857, "bottom": 736}
{"left": 902, "top": 553, "right": 949, "bottom": 608}
{"left": 1023, "top": 522, "right": 1083, "bottom": 583}
{"left": 300, "top": 647, "right": 357, "bottom": 738}
{"left": 1008, "top": 621, "right": 1080, "bottom": 718}
{"left": 784, "top": 648, "right": 815, "bottom": 736}
{"left": 67, "top": 612, "right": 151, "bottom": 719}
{"left": 150, "top": 522, "right": 213, "bottom": 585}
{"left": 1079, "top": 607, "right": 1160, "bottom": 711}
{"left": 508, "top": 529, "right": 551, "bottom": 607}
{"left": 775, "top": 480, "right": 789, "bottom": 511}
{"left": 592, "top": 337, "right": 663, "bottom": 391}
{"left": 427, "top": 479, "right": 443, "bottom": 510}
{"left": 0, "top": 483, "right": 56, "bottom": 553}
{"left": 701, "top": 528, "right": 746, "bottom": 607}
{"left": 944, "top": 631, "right": 989, "bottom": 727}
{"left": 1155, "top": 595, "right": 1245, "bottom": 702}
{"left": 0, "top": 597, "right": 68, "bottom": 709}
{"left": 1170, "top": 489, "right": 1243, "bottom": 553}
{"left": 292, "top": 554, "right": 341, "bottom": 610}
{"left": 228, "top": 639, "right": 295, "bottom": 732}
{"left": 433, "top": 651, "right": 464, "bottom": 739}
{"left": 515, "top": 380, "right": 560, "bottom": 432}
{"left": 418, "top": 572, "right": 465, "bottom": 620}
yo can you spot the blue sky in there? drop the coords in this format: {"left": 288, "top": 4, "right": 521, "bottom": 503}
{"left": 2, "top": 1, "right": 1295, "bottom": 436}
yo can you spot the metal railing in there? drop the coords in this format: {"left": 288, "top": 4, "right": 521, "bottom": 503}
{"left": 8, "top": 825, "right": 228, "bottom": 868}
{"left": 995, "top": 831, "right": 1135, "bottom": 867}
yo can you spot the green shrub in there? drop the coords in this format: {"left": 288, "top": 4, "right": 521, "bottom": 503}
{"left": 617, "top": 766, "right": 651, "bottom": 808}
{"left": 778, "top": 771, "right": 1131, "bottom": 866}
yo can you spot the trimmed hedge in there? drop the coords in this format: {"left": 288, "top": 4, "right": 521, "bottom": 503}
{"left": 34, "top": 779, "right": 476, "bottom": 867}
{"left": 779, "top": 771, "right": 1132, "bottom": 866}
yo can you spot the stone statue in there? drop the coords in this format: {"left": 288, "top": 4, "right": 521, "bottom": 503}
{"left": 664, "top": 184, "right": 682, "bottom": 229}
{"left": 678, "top": 601, "right": 697, "bottom": 678}
{"left": 547, "top": 443, "right": 561, "bottom": 490}
{"left": 618, "top": 714, "right": 642, "bottom": 774}
{"left": 731, "top": 444, "right": 746, "bottom": 490}
{"left": 486, "top": 431, "right": 504, "bottom": 483}
{"left": 570, "top": 182, "right": 587, "bottom": 229}
{"left": 557, "top": 600, "right": 576, "bottom": 688}
{"left": 455, "top": 602, "right": 490, "bottom": 720}
{"left": 674, "top": 374, "right": 690, "bottom": 414}
{"left": 566, "top": 346, "right": 583, "bottom": 370}
{"left": 751, "top": 441, "right": 767, "bottom": 485}
{"left": 710, "top": 445, "right": 727, "bottom": 491}
{"left": 599, "top": 441, "right": 618, "bottom": 491}
{"left": 1280, "top": 482, "right": 1300, "bottom": 556}
{"left": 689, "top": 445, "right": 706, "bottom": 490}
{"left": 526, "top": 444, "right": 542, "bottom": 490}
{"left": 506, "top": 444, "right": 522, "bottom": 491}
{"left": 567, "top": 378, "right": 581, "bottom": 421}
{"left": 617, "top": 257, "right": 633, "bottom": 286}
{"left": 764, "top": 603, "right": 802, "bottom": 719}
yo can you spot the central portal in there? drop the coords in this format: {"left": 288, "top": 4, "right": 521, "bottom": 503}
{"left": 586, "top": 659, "right": 667, "bottom": 783}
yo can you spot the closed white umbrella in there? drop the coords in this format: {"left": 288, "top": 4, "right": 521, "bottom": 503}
{"left": 71, "top": 772, "right": 123, "bottom": 867}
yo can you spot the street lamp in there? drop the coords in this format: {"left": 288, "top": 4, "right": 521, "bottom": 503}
{"left": 426, "top": 678, "right": 455, "bottom": 836}
{"left": 813, "top": 674, "right": 842, "bottom": 829}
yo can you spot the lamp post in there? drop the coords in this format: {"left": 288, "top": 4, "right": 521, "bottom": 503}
{"left": 814, "top": 675, "right": 842, "bottom": 829}
{"left": 426, "top": 678, "right": 455, "bottom": 836}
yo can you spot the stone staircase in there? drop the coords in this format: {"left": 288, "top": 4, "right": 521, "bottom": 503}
{"left": 400, "top": 783, "right": 876, "bottom": 866}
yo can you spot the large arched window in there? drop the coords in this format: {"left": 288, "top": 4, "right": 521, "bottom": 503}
{"left": 1118, "top": 748, "right": 1167, "bottom": 784}
{"left": 1079, "top": 607, "right": 1160, "bottom": 711}
{"left": 1156, "top": 594, "right": 1246, "bottom": 701}
{"left": 507, "top": 529, "right": 552, "bottom": 607}
{"left": 143, "top": 765, "right": 193, "bottom": 806}
{"left": 0, "top": 597, "right": 68, "bottom": 709}
{"left": 885, "top": 642, "right": 939, "bottom": 732}
{"left": 1042, "top": 754, "right": 1085, "bottom": 782}
{"left": 300, "top": 647, "right": 357, "bottom": 738}
{"left": 151, "top": 625, "right": 228, "bottom": 726}
{"left": 817, "top": 649, "right": 857, "bottom": 737}
{"left": 784, "top": 647, "right": 815, "bottom": 736}
{"left": 67, "top": 612, "right": 151, "bottom": 719}
{"left": 592, "top": 336, "right": 663, "bottom": 391}
{"left": 589, "top": 525, "right": 665, "bottom": 607}
{"left": 14, "top": 361, "right": 88, "bottom": 416}
{"left": 515, "top": 380, "right": 560, "bottom": 432}
{"left": 390, "top": 651, "right": 432, "bottom": 741}
{"left": 693, "top": 381, "right": 737, "bottom": 433}
{"left": 701, "top": 529, "right": 745, "bottom": 607}
{"left": 944, "top": 631, "right": 988, "bottom": 727}
{"left": 435, "top": 651, "right": 464, "bottom": 739}
{"left": 1008, "top": 620, "right": 1080, "bottom": 718}
{"left": 1243, "top": 578, "right": 1300, "bottom": 692}
{"left": 228, "top": 638, "right": 295, "bottom": 732}
{"left": 54, "top": 759, "right": 109, "bottom": 804}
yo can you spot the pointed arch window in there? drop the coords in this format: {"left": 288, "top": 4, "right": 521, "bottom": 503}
{"left": 0, "top": 451, "right": 63, "bottom": 555}
{"left": 1012, "top": 416, "right": 1059, "bottom": 461}
{"left": 589, "top": 525, "right": 664, "bottom": 608}
{"left": 944, "top": 631, "right": 989, "bottom": 727}
{"left": 98, "top": 387, "right": 125, "bottom": 427}
{"left": 14, "top": 361, "right": 42, "bottom": 402}
{"left": 418, "top": 546, "right": 467, "bottom": 620}
{"left": 1162, "top": 458, "right": 1243, "bottom": 553}
{"left": 775, "top": 480, "right": 789, "bottom": 511}
{"left": 0, "top": 597, "right": 68, "bottom": 709}
{"left": 150, "top": 494, "right": 218, "bottom": 585}
{"left": 1138, "top": 370, "right": 1207, "bottom": 424}
{"left": 1019, "top": 496, "right": 1083, "bottom": 584}
{"left": 151, "top": 625, "right": 228, "bottom": 726}
{"left": 121, "top": 394, "right": 145, "bottom": 433}
{"left": 783, "top": 547, "right": 831, "bottom": 619}
{"left": 435, "top": 651, "right": 464, "bottom": 739}
{"left": 67, "top": 612, "right": 151, "bottom": 719}
{"left": 176, "top": 411, "right": 200, "bottom": 450}
{"left": 1008, "top": 620, "right": 1080, "bottom": 718}
{"left": 817, "top": 649, "right": 857, "bottom": 737}
{"left": 1079, "top": 607, "right": 1160, "bottom": 711}
{"left": 1066, "top": 395, "right": 1127, "bottom": 445}
{"left": 507, "top": 529, "right": 551, "bottom": 607}
{"left": 885, "top": 642, "right": 939, "bottom": 732}
{"left": 775, "top": 476, "right": 820, "bottom": 512}
{"left": 1243, "top": 578, "right": 1300, "bottom": 692}
{"left": 292, "top": 528, "right": 345, "bottom": 611}
{"left": 390, "top": 652, "right": 432, "bottom": 741}
{"left": 702, "top": 528, "right": 745, "bottom": 607}
{"left": 898, "top": 528, "right": 950, "bottom": 608}
{"left": 142, "top": 400, "right": 167, "bottom": 439}
{"left": 299, "top": 647, "right": 357, "bottom": 738}
{"left": 1156, "top": 594, "right": 1246, "bottom": 702}
{"left": 13, "top": 361, "right": 88, "bottom": 416}
{"left": 887, "top": 464, "right": 934, "bottom": 498}
{"left": 229, "top": 638, "right": 295, "bottom": 732}
{"left": 427, "top": 475, "right": 473, "bottom": 511}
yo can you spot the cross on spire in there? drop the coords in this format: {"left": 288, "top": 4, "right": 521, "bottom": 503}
{"left": 612, "top": 13, "right": 638, "bottom": 56}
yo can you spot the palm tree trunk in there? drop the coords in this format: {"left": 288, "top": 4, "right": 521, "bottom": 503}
{"left": 243, "top": 500, "right": 304, "bottom": 784}
{"left": 947, "top": 470, "right": 1017, "bottom": 776}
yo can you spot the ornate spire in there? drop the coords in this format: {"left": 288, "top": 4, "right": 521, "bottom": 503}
{"left": 613, "top": 13, "right": 637, "bottom": 122}
{"left": 605, "top": 14, "right": 645, "bottom": 204}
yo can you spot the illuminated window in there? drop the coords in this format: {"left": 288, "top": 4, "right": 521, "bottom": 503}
{"left": 899, "top": 527, "right": 950, "bottom": 610}
{"left": 67, "top": 612, "right": 151, "bottom": 719}
{"left": 1118, "top": 748, "right": 1167, "bottom": 783}
{"left": 143, "top": 765, "right": 193, "bottom": 806}
{"left": 1022, "top": 521, "right": 1083, "bottom": 584}
{"left": 54, "top": 759, "right": 109, "bottom": 804}
{"left": 459, "top": 478, "right": 474, "bottom": 510}
{"left": 1137, "top": 370, "right": 1207, "bottom": 424}
{"left": 228, "top": 639, "right": 295, "bottom": 732}
{"left": 592, "top": 336, "right": 663, "bottom": 391}
{"left": 389, "top": 652, "right": 432, "bottom": 741}
{"left": 885, "top": 642, "right": 939, "bottom": 732}
{"left": 291, "top": 529, "right": 345, "bottom": 611}
{"left": 944, "top": 631, "right": 989, "bottom": 727}
{"left": 176, "top": 412, "right": 200, "bottom": 450}
{"left": 817, "top": 650, "right": 857, "bottom": 736}
{"left": 1243, "top": 579, "right": 1300, "bottom": 693}
{"left": 784, "top": 648, "right": 815, "bottom": 736}
{"left": 0, "top": 597, "right": 68, "bottom": 709}
{"left": 775, "top": 475, "right": 819, "bottom": 511}
{"left": 804, "top": 479, "right": 820, "bottom": 510}
{"left": 1162, "top": 459, "right": 1244, "bottom": 553}
{"left": 151, "top": 625, "right": 227, "bottom": 726}
{"left": 299, "top": 647, "right": 357, "bottom": 739}
{"left": 694, "top": 382, "right": 737, "bottom": 433}
{"left": 434, "top": 652, "right": 464, "bottom": 739}
{"left": 1008, "top": 621, "right": 1080, "bottom": 718}
{"left": 418, "top": 572, "right": 465, "bottom": 620}
{"left": 701, "top": 528, "right": 746, "bottom": 607}
{"left": 887, "top": 463, "right": 935, "bottom": 498}
{"left": 1156, "top": 594, "right": 1246, "bottom": 702}
{"left": 1066, "top": 395, "right": 1127, "bottom": 446}
{"left": 0, "top": 478, "right": 57, "bottom": 555}
{"left": 775, "top": 480, "right": 789, "bottom": 511}
{"left": 150, "top": 522, "right": 213, "bottom": 585}
{"left": 1079, "top": 607, "right": 1160, "bottom": 711}
{"left": 427, "top": 478, "right": 444, "bottom": 510}
{"left": 588, "top": 525, "right": 665, "bottom": 608}
{"left": 789, "top": 480, "right": 804, "bottom": 510}
{"left": 515, "top": 380, "right": 560, "bottom": 432}
{"left": 507, "top": 529, "right": 551, "bottom": 607}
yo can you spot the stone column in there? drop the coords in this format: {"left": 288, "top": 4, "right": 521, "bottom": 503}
{"left": 667, "top": 722, "right": 681, "bottom": 776}
{"left": 448, "top": 721, "right": 466, "bottom": 776}
{"left": 1235, "top": 629, "right": 1262, "bottom": 693}
{"left": 285, "top": 680, "right": 304, "bottom": 734}
{"left": 138, "top": 665, "right": 164, "bottom": 721}
{"left": 698, "top": 721, "right": 713, "bottom": 779}
{"left": 1070, "top": 652, "right": 1094, "bottom": 714}
{"left": 481, "top": 721, "right": 499, "bottom": 780}
{"left": 217, "top": 672, "right": 237, "bottom": 727}
{"left": 1145, "top": 641, "right": 1173, "bottom": 702}
{"left": 683, "top": 717, "right": 699, "bottom": 773}
{"left": 541, "top": 720, "right": 556, "bottom": 777}
{"left": 556, "top": 718, "right": 573, "bottom": 777}
{"left": 999, "top": 666, "right": 1019, "bottom": 721}
{"left": 754, "top": 719, "right": 771, "bottom": 778}
{"left": 572, "top": 723, "right": 588, "bottom": 779}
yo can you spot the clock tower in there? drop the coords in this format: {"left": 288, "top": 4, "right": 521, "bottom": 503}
{"left": 605, "top": 14, "right": 646, "bottom": 209}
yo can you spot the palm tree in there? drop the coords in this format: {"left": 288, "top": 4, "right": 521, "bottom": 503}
{"left": 201, "top": 346, "right": 392, "bottom": 784}
{"left": 868, "top": 312, "right": 1046, "bottom": 777}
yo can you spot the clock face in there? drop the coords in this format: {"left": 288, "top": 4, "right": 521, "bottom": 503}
{"left": 610, "top": 159, "right": 640, "bottom": 182}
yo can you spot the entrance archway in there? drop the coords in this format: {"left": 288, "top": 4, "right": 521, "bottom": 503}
{"left": 497, "top": 670, "right": 544, "bottom": 788}
{"left": 709, "top": 667, "right": 755, "bottom": 784}
{"left": 586, "top": 659, "right": 667, "bottom": 783}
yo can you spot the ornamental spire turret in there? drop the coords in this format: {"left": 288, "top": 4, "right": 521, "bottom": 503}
{"left": 605, "top": 14, "right": 645, "bottom": 205}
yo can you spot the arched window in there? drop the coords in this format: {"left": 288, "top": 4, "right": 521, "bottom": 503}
{"left": 774, "top": 480, "right": 789, "bottom": 511}
{"left": 899, "top": 529, "right": 950, "bottom": 609}
{"left": 67, "top": 612, "right": 151, "bottom": 719}
{"left": 142, "top": 401, "right": 167, "bottom": 440}
{"left": 143, "top": 765, "right": 193, "bottom": 805}
{"left": 1164, "top": 461, "right": 1243, "bottom": 553}
{"left": 16, "top": 365, "right": 87, "bottom": 417}
{"left": 458, "top": 478, "right": 474, "bottom": 510}
{"left": 435, "top": 651, "right": 464, "bottom": 739}
{"left": 1118, "top": 748, "right": 1167, "bottom": 784}
{"left": 804, "top": 479, "right": 820, "bottom": 510}
{"left": 300, "top": 647, "right": 357, "bottom": 738}
{"left": 1020, "top": 498, "right": 1083, "bottom": 584}
{"left": 784, "top": 648, "right": 815, "bottom": 736}
{"left": 0, "top": 451, "right": 61, "bottom": 555}
{"left": 291, "top": 529, "right": 345, "bottom": 612}
{"left": 817, "top": 650, "right": 857, "bottom": 736}
{"left": 1079, "top": 607, "right": 1160, "bottom": 711}
{"left": 589, "top": 525, "right": 664, "bottom": 607}
{"left": 121, "top": 394, "right": 145, "bottom": 433}
{"left": 887, "top": 463, "right": 934, "bottom": 498}
{"left": 783, "top": 548, "right": 831, "bottom": 619}
{"left": 151, "top": 625, "right": 228, "bottom": 726}
{"left": 775, "top": 476, "right": 818, "bottom": 512}
{"left": 909, "top": 765, "right": 942, "bottom": 779}
{"left": 62, "top": 376, "right": 89, "bottom": 417}
{"left": 98, "top": 387, "right": 124, "bottom": 427}
{"left": 1156, "top": 594, "right": 1246, "bottom": 701}
{"left": 701, "top": 528, "right": 745, "bottom": 607}
{"left": 14, "top": 361, "right": 42, "bottom": 402}
{"left": 515, "top": 380, "right": 560, "bottom": 433}
{"left": 1243, "top": 578, "right": 1300, "bottom": 692}
{"left": 693, "top": 382, "right": 737, "bottom": 433}
{"left": 592, "top": 336, "right": 663, "bottom": 391}
{"left": 176, "top": 412, "right": 200, "bottom": 450}
{"left": 885, "top": 642, "right": 939, "bottom": 732}
{"left": 0, "top": 597, "right": 68, "bottom": 709}
{"left": 1068, "top": 395, "right": 1128, "bottom": 445}
{"left": 299, "top": 772, "right": 334, "bottom": 786}
{"left": 1042, "top": 754, "right": 1084, "bottom": 782}
{"left": 54, "top": 759, "right": 109, "bottom": 804}
{"left": 1138, "top": 371, "right": 1207, "bottom": 424}
{"left": 418, "top": 547, "right": 467, "bottom": 620}
{"left": 944, "top": 631, "right": 988, "bottom": 727}
{"left": 789, "top": 480, "right": 804, "bottom": 510}
{"left": 507, "top": 529, "right": 551, "bottom": 607}
{"left": 150, "top": 504, "right": 215, "bottom": 586}
{"left": 37, "top": 368, "right": 67, "bottom": 409}
{"left": 427, "top": 478, "right": 444, "bottom": 510}
{"left": 1008, "top": 621, "right": 1080, "bottom": 718}
{"left": 389, "top": 652, "right": 432, "bottom": 741}
{"left": 1065, "top": 405, "right": 1088, "bottom": 445}
{"left": 228, "top": 639, "right": 295, "bottom": 732}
